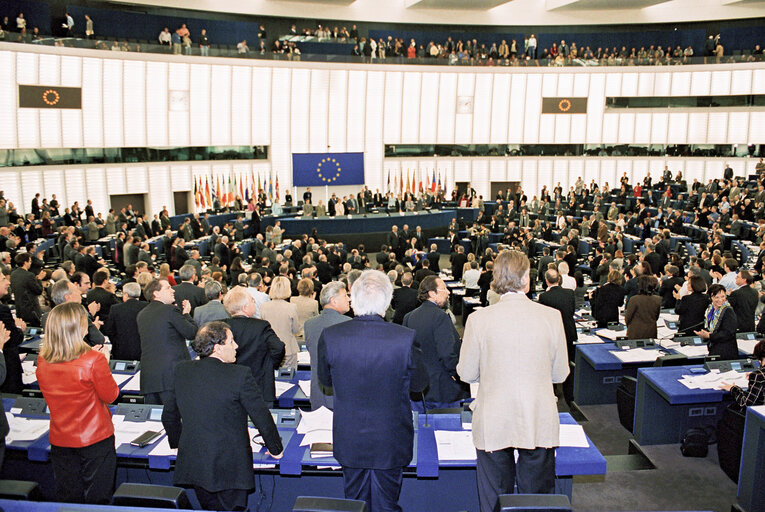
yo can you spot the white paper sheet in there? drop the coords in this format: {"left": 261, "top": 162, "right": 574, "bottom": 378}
{"left": 611, "top": 348, "right": 662, "bottom": 363}
{"left": 738, "top": 339, "right": 758, "bottom": 355}
{"left": 660, "top": 313, "right": 680, "bottom": 323}
{"left": 113, "top": 419, "right": 163, "bottom": 448}
{"left": 679, "top": 370, "right": 748, "bottom": 390}
{"left": 274, "top": 380, "right": 295, "bottom": 398}
{"left": 594, "top": 329, "right": 625, "bottom": 341}
{"left": 121, "top": 371, "right": 141, "bottom": 392}
{"left": 21, "top": 360, "right": 36, "bottom": 385}
{"left": 5, "top": 416, "right": 50, "bottom": 443}
{"left": 297, "top": 351, "right": 311, "bottom": 365}
{"left": 298, "top": 380, "right": 311, "bottom": 397}
{"left": 434, "top": 430, "right": 476, "bottom": 461}
{"left": 673, "top": 345, "right": 710, "bottom": 358}
{"left": 112, "top": 373, "right": 133, "bottom": 387}
{"left": 575, "top": 334, "right": 606, "bottom": 345}
{"left": 148, "top": 435, "right": 177, "bottom": 456}
{"left": 297, "top": 406, "right": 333, "bottom": 434}
{"left": 558, "top": 424, "right": 590, "bottom": 448}
{"left": 299, "top": 429, "right": 333, "bottom": 447}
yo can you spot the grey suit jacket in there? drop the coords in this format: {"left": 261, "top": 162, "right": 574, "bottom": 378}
{"left": 303, "top": 308, "right": 351, "bottom": 410}
{"left": 193, "top": 300, "right": 230, "bottom": 326}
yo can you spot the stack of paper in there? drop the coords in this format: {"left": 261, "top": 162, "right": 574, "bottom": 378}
{"left": 297, "top": 380, "right": 311, "bottom": 398}
{"left": 656, "top": 325, "right": 678, "bottom": 339}
{"left": 595, "top": 329, "right": 625, "bottom": 341}
{"left": 660, "top": 313, "right": 680, "bottom": 323}
{"left": 558, "top": 424, "right": 590, "bottom": 447}
{"left": 112, "top": 415, "right": 163, "bottom": 448}
{"left": 738, "top": 339, "right": 758, "bottom": 355}
{"left": 5, "top": 414, "right": 49, "bottom": 443}
{"left": 297, "top": 406, "right": 333, "bottom": 449}
{"left": 576, "top": 333, "right": 605, "bottom": 344}
{"left": 678, "top": 370, "right": 748, "bottom": 390}
{"left": 275, "top": 380, "right": 295, "bottom": 398}
{"left": 434, "top": 430, "right": 476, "bottom": 461}
{"left": 297, "top": 351, "right": 311, "bottom": 365}
{"left": 121, "top": 371, "right": 141, "bottom": 392}
{"left": 611, "top": 348, "right": 662, "bottom": 363}
{"left": 674, "top": 345, "right": 709, "bottom": 358}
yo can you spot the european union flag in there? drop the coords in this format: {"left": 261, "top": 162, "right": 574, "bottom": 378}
{"left": 292, "top": 152, "right": 365, "bottom": 187}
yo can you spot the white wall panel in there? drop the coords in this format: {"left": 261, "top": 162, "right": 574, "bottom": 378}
{"left": 727, "top": 112, "right": 749, "bottom": 144}
{"left": 15, "top": 52, "right": 38, "bottom": 84}
{"left": 346, "top": 70, "right": 365, "bottom": 152}
{"left": 636, "top": 73, "right": 652, "bottom": 97}
{"left": 586, "top": 74, "right": 605, "bottom": 143}
{"left": 147, "top": 166, "right": 172, "bottom": 217}
{"left": 521, "top": 160, "right": 538, "bottom": 199}
{"left": 568, "top": 159, "right": 584, "bottom": 187}
{"left": 251, "top": 67, "right": 272, "bottom": 145}
{"left": 653, "top": 73, "right": 671, "bottom": 96}
{"left": 542, "top": 74, "right": 558, "bottom": 97}
{"left": 685, "top": 160, "right": 705, "bottom": 184}
{"left": 650, "top": 113, "right": 668, "bottom": 144}
{"left": 668, "top": 113, "right": 688, "bottom": 144}
{"left": 126, "top": 166, "right": 149, "bottom": 194}
{"left": 383, "top": 71, "right": 403, "bottom": 144}
{"left": 85, "top": 168, "right": 108, "bottom": 217}
{"left": 601, "top": 114, "right": 618, "bottom": 144}
{"left": 471, "top": 160, "right": 490, "bottom": 199}
{"left": 455, "top": 73, "right": 475, "bottom": 144}
{"left": 687, "top": 113, "right": 708, "bottom": 143}
{"left": 507, "top": 74, "right": 526, "bottom": 143}
{"left": 145, "top": 61, "right": 168, "bottom": 147}
{"left": 631, "top": 159, "right": 649, "bottom": 185}
{"left": 290, "top": 69, "right": 310, "bottom": 154}
{"left": 489, "top": 159, "right": 506, "bottom": 182}
{"left": 621, "top": 73, "right": 638, "bottom": 96}
{"left": 634, "top": 113, "right": 652, "bottom": 144}
{"left": 365, "top": 71, "right": 385, "bottom": 191}
{"left": 106, "top": 167, "right": 126, "bottom": 195}
{"left": 64, "top": 168, "right": 87, "bottom": 208}
{"left": 707, "top": 112, "right": 728, "bottom": 144}
{"left": 523, "top": 74, "right": 542, "bottom": 144}
{"left": 42, "top": 169, "right": 66, "bottom": 208}
{"left": 328, "top": 69, "right": 348, "bottom": 152}
{"left": 16, "top": 52, "right": 39, "bottom": 148}
{"left": 210, "top": 65, "right": 232, "bottom": 147}
{"left": 553, "top": 160, "right": 570, "bottom": 191}
{"left": 270, "top": 68, "right": 291, "bottom": 187}
{"left": 539, "top": 115, "right": 555, "bottom": 144}
{"left": 617, "top": 113, "right": 635, "bottom": 144}
{"left": 436, "top": 73, "right": 457, "bottom": 144}
{"left": 605, "top": 73, "right": 622, "bottom": 97}
{"left": 557, "top": 74, "right": 574, "bottom": 97}
{"left": 20, "top": 170, "right": 43, "bottom": 215}
{"left": 38, "top": 54, "right": 60, "bottom": 85}
{"left": 753, "top": 69, "right": 765, "bottom": 94}
{"left": 39, "top": 54, "right": 62, "bottom": 149}
{"left": 453, "top": 160, "right": 471, "bottom": 183}
{"left": 710, "top": 70, "right": 731, "bottom": 95}
{"left": 731, "top": 69, "right": 752, "bottom": 96}
{"left": 554, "top": 115, "right": 571, "bottom": 144}
{"left": 536, "top": 160, "right": 554, "bottom": 194}
{"left": 506, "top": 160, "right": 522, "bottom": 181}
{"left": 584, "top": 159, "right": 600, "bottom": 188}
{"left": 570, "top": 115, "right": 586, "bottom": 144}
{"left": 0, "top": 52, "right": 16, "bottom": 147}
{"left": 419, "top": 73, "right": 439, "bottom": 144}
{"left": 671, "top": 73, "right": 691, "bottom": 97}
{"left": 690, "top": 71, "right": 711, "bottom": 96}
{"left": 167, "top": 63, "right": 190, "bottom": 147}
{"left": 189, "top": 64, "right": 211, "bottom": 147}
{"left": 123, "top": 60, "right": 147, "bottom": 147}
{"left": 309, "top": 68, "right": 330, "bottom": 152}
{"left": 599, "top": 159, "right": 617, "bottom": 190}
{"left": 102, "top": 59, "right": 124, "bottom": 148}
{"left": 400, "top": 72, "right": 421, "bottom": 143}
{"left": 749, "top": 112, "right": 765, "bottom": 143}
{"left": 231, "top": 66, "right": 252, "bottom": 146}
{"left": 490, "top": 74, "right": 510, "bottom": 144}
{"left": 573, "top": 73, "right": 589, "bottom": 97}
{"left": 171, "top": 164, "right": 192, "bottom": 191}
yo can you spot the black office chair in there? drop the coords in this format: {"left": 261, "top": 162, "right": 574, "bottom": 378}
{"left": 112, "top": 483, "right": 193, "bottom": 509}
{"left": 616, "top": 376, "right": 637, "bottom": 433}
{"left": 653, "top": 354, "right": 688, "bottom": 367}
{"left": 495, "top": 494, "right": 572, "bottom": 512}
{"left": 293, "top": 496, "right": 368, "bottom": 512}
{"left": 717, "top": 404, "right": 747, "bottom": 483}
{"left": 0, "top": 480, "right": 42, "bottom": 501}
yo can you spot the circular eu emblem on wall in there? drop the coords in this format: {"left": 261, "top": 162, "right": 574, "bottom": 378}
{"left": 317, "top": 158, "right": 342, "bottom": 183}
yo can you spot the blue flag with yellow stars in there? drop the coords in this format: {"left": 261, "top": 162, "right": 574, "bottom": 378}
{"left": 292, "top": 152, "right": 365, "bottom": 187}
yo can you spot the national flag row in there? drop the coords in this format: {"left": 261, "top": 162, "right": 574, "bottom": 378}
{"left": 193, "top": 172, "right": 280, "bottom": 210}
{"left": 385, "top": 169, "right": 445, "bottom": 196}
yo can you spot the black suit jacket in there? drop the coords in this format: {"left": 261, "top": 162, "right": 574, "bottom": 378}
{"left": 729, "top": 286, "right": 758, "bottom": 333}
{"left": 223, "top": 316, "right": 285, "bottom": 405}
{"left": 172, "top": 282, "right": 208, "bottom": 315}
{"left": 137, "top": 301, "right": 198, "bottom": 394}
{"left": 9, "top": 268, "right": 42, "bottom": 325}
{"left": 103, "top": 299, "right": 148, "bottom": 361}
{"left": 708, "top": 308, "right": 738, "bottom": 360}
{"left": 162, "top": 357, "right": 283, "bottom": 492}
{"left": 591, "top": 283, "right": 626, "bottom": 327}
{"left": 403, "top": 301, "right": 467, "bottom": 404}
{"left": 675, "top": 292, "right": 710, "bottom": 335}
{"left": 86, "top": 287, "right": 119, "bottom": 324}
{"left": 425, "top": 251, "right": 440, "bottom": 272}
{"left": 538, "top": 286, "right": 578, "bottom": 362}
{"left": 0, "top": 352, "right": 9, "bottom": 437}
{"left": 450, "top": 253, "right": 468, "bottom": 281}
{"left": 0, "top": 304, "right": 24, "bottom": 394}
{"left": 391, "top": 286, "right": 419, "bottom": 325}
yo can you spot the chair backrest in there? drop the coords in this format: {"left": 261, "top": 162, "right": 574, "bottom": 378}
{"left": 293, "top": 496, "right": 368, "bottom": 512}
{"left": 495, "top": 494, "right": 572, "bottom": 512}
{"left": 112, "top": 483, "right": 191, "bottom": 509}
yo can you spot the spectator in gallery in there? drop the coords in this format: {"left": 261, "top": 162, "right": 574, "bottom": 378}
{"left": 257, "top": 24, "right": 266, "bottom": 40}
{"left": 237, "top": 40, "right": 249, "bottom": 55}
{"left": 16, "top": 13, "right": 26, "bottom": 32}
{"left": 158, "top": 27, "right": 171, "bottom": 46}
{"left": 63, "top": 12, "right": 74, "bottom": 35}
{"left": 199, "top": 28, "right": 209, "bottom": 56}
{"left": 171, "top": 29, "right": 182, "bottom": 54}
{"left": 85, "top": 14, "right": 94, "bottom": 39}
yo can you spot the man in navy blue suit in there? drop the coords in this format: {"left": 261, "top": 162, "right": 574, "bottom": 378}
{"left": 318, "top": 270, "right": 427, "bottom": 512}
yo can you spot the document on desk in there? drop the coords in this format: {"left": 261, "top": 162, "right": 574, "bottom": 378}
{"left": 148, "top": 435, "right": 177, "bottom": 456}
{"left": 576, "top": 333, "right": 605, "bottom": 344}
{"left": 21, "top": 360, "right": 36, "bottom": 385}
{"left": 113, "top": 418, "right": 164, "bottom": 447}
{"left": 274, "top": 380, "right": 295, "bottom": 398}
{"left": 5, "top": 415, "right": 50, "bottom": 443}
{"left": 656, "top": 325, "right": 678, "bottom": 339}
{"left": 121, "top": 371, "right": 141, "bottom": 392}
{"left": 611, "top": 348, "right": 662, "bottom": 363}
{"left": 673, "top": 345, "right": 709, "bottom": 358}
{"left": 558, "top": 424, "right": 590, "bottom": 448}
{"left": 738, "top": 339, "right": 757, "bottom": 355}
{"left": 595, "top": 329, "right": 624, "bottom": 341}
{"left": 678, "top": 370, "right": 748, "bottom": 390}
{"left": 297, "top": 406, "right": 333, "bottom": 435}
{"left": 434, "top": 430, "right": 476, "bottom": 461}
{"left": 659, "top": 313, "right": 680, "bottom": 323}
{"left": 297, "top": 351, "right": 311, "bottom": 365}
{"left": 112, "top": 373, "right": 133, "bottom": 387}
{"left": 298, "top": 380, "right": 311, "bottom": 398}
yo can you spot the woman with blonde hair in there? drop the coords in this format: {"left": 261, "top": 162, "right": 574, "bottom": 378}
{"left": 159, "top": 262, "right": 176, "bottom": 286}
{"left": 137, "top": 271, "right": 155, "bottom": 299}
{"left": 290, "top": 278, "right": 319, "bottom": 338}
{"left": 260, "top": 276, "right": 301, "bottom": 369}
{"left": 36, "top": 302, "right": 119, "bottom": 504}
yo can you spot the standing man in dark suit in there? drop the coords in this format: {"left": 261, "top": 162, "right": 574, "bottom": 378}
{"left": 318, "top": 270, "right": 426, "bottom": 512}
{"left": 426, "top": 244, "right": 441, "bottom": 273}
{"left": 0, "top": 272, "right": 24, "bottom": 394}
{"left": 303, "top": 187, "right": 312, "bottom": 205}
{"left": 0, "top": 321, "right": 10, "bottom": 468}
{"left": 138, "top": 279, "right": 198, "bottom": 405}
{"left": 174, "top": 238, "right": 190, "bottom": 270}
{"left": 162, "top": 322, "right": 283, "bottom": 511}
{"left": 450, "top": 245, "right": 468, "bottom": 282}
{"left": 173, "top": 265, "right": 208, "bottom": 315}
{"left": 9, "top": 252, "right": 43, "bottom": 325}
{"left": 103, "top": 282, "right": 147, "bottom": 361}
{"left": 537, "top": 268, "right": 577, "bottom": 404}
{"left": 391, "top": 272, "right": 419, "bottom": 325}
{"left": 222, "top": 288, "right": 285, "bottom": 408}
{"left": 728, "top": 270, "right": 758, "bottom": 333}
{"left": 403, "top": 276, "right": 468, "bottom": 410}
{"left": 214, "top": 236, "right": 232, "bottom": 270}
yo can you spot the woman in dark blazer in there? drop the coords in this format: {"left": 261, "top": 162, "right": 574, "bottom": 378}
{"left": 590, "top": 270, "right": 626, "bottom": 328}
{"left": 625, "top": 275, "right": 661, "bottom": 339}
{"left": 696, "top": 284, "right": 738, "bottom": 360}
{"left": 720, "top": 339, "right": 765, "bottom": 407}
{"left": 675, "top": 275, "right": 711, "bottom": 335}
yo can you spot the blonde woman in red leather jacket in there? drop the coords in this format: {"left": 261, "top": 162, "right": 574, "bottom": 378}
{"left": 36, "top": 302, "right": 119, "bottom": 504}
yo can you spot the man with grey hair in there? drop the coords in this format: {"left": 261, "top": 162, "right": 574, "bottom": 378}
{"left": 173, "top": 264, "right": 208, "bottom": 315}
{"left": 458, "top": 250, "right": 569, "bottom": 511}
{"left": 304, "top": 281, "right": 351, "bottom": 410}
{"left": 104, "top": 282, "right": 147, "bottom": 360}
{"left": 318, "top": 270, "right": 426, "bottom": 511}
{"left": 245, "top": 272, "right": 270, "bottom": 318}
{"left": 193, "top": 281, "right": 229, "bottom": 326}
{"left": 43, "top": 279, "right": 106, "bottom": 347}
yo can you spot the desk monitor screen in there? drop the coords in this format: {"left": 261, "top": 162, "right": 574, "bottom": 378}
{"left": 692, "top": 337, "right": 703, "bottom": 345}
{"left": 746, "top": 333, "right": 756, "bottom": 340}
{"left": 114, "top": 362, "right": 126, "bottom": 371}
{"left": 731, "top": 362, "right": 742, "bottom": 371}
{"left": 149, "top": 408, "right": 162, "bottom": 421}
